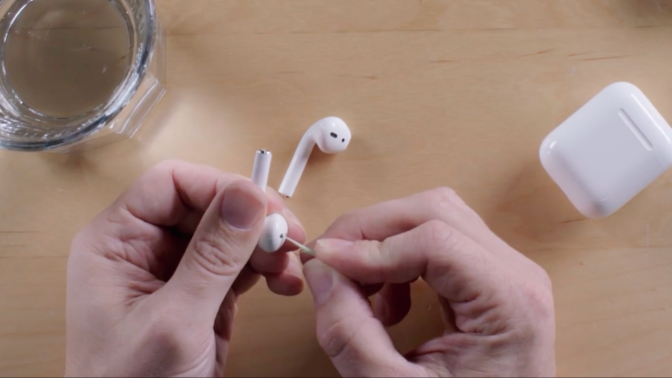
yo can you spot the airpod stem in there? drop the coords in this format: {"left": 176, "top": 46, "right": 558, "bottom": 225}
{"left": 278, "top": 136, "right": 315, "bottom": 197}
{"left": 251, "top": 150, "right": 272, "bottom": 192}
{"left": 250, "top": 149, "right": 289, "bottom": 253}
{"left": 279, "top": 117, "right": 351, "bottom": 198}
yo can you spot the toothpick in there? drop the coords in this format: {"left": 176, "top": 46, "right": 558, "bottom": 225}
{"left": 286, "top": 237, "right": 316, "bottom": 256}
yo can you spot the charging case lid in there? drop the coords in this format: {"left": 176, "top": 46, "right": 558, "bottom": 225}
{"left": 540, "top": 82, "right": 672, "bottom": 218}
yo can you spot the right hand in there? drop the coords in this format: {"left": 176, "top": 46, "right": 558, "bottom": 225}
{"left": 302, "top": 188, "right": 556, "bottom": 377}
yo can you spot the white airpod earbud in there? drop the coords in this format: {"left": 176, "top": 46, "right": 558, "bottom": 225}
{"left": 258, "top": 213, "right": 288, "bottom": 253}
{"left": 251, "top": 150, "right": 289, "bottom": 253}
{"left": 278, "top": 117, "right": 352, "bottom": 198}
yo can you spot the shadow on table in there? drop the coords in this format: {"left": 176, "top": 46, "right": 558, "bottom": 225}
{"left": 480, "top": 160, "right": 588, "bottom": 261}
{"left": 608, "top": 0, "right": 672, "bottom": 26}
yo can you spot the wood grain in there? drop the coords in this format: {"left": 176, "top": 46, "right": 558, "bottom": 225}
{"left": 2, "top": 0, "right": 672, "bottom": 376}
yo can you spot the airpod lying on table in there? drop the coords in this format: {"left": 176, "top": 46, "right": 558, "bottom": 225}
{"left": 250, "top": 116, "right": 351, "bottom": 252}
{"left": 279, "top": 117, "right": 352, "bottom": 198}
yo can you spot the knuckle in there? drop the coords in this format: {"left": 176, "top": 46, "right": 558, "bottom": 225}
{"left": 70, "top": 223, "right": 124, "bottom": 263}
{"left": 317, "top": 314, "right": 359, "bottom": 360}
{"left": 338, "top": 209, "right": 360, "bottom": 225}
{"left": 519, "top": 281, "right": 555, "bottom": 321}
{"left": 69, "top": 231, "right": 91, "bottom": 263}
{"left": 426, "top": 187, "right": 463, "bottom": 216}
{"left": 145, "top": 311, "right": 186, "bottom": 346}
{"left": 425, "top": 187, "right": 488, "bottom": 225}
{"left": 318, "top": 316, "right": 406, "bottom": 377}
{"left": 189, "top": 231, "right": 244, "bottom": 278}
{"left": 70, "top": 227, "right": 108, "bottom": 259}
{"left": 363, "top": 240, "right": 389, "bottom": 279}
{"left": 535, "top": 265, "right": 554, "bottom": 290}
{"left": 427, "top": 187, "right": 461, "bottom": 208}
{"left": 70, "top": 229, "right": 89, "bottom": 253}
{"left": 504, "top": 279, "right": 556, "bottom": 349}
{"left": 324, "top": 209, "right": 360, "bottom": 236}
{"left": 152, "top": 159, "right": 182, "bottom": 173}
{"left": 422, "top": 220, "right": 458, "bottom": 249}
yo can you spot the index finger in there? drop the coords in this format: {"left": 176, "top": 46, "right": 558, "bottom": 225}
{"left": 320, "top": 187, "right": 488, "bottom": 242}
{"left": 317, "top": 187, "right": 528, "bottom": 266}
{"left": 315, "top": 221, "right": 502, "bottom": 304}
{"left": 110, "top": 160, "right": 243, "bottom": 227}
{"left": 111, "top": 160, "right": 301, "bottom": 232}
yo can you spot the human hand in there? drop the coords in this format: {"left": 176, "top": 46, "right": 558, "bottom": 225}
{"left": 303, "top": 188, "right": 555, "bottom": 377}
{"left": 66, "top": 160, "right": 306, "bottom": 377}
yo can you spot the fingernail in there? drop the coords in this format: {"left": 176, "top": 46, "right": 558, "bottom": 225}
{"left": 316, "top": 239, "right": 353, "bottom": 254}
{"left": 304, "top": 260, "right": 335, "bottom": 306}
{"left": 221, "top": 185, "right": 264, "bottom": 230}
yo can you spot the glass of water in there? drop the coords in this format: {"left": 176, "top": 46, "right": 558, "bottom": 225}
{"left": 0, "top": 0, "right": 165, "bottom": 152}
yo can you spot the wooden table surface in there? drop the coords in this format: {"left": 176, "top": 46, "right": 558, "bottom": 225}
{"left": 2, "top": 0, "right": 672, "bottom": 376}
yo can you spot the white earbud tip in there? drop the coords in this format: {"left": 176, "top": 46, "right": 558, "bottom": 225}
{"left": 258, "top": 214, "right": 289, "bottom": 253}
{"left": 316, "top": 117, "right": 352, "bottom": 154}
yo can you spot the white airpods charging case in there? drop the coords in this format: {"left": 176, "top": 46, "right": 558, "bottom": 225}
{"left": 540, "top": 82, "right": 672, "bottom": 218}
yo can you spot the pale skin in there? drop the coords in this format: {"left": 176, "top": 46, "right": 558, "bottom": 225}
{"left": 66, "top": 160, "right": 556, "bottom": 377}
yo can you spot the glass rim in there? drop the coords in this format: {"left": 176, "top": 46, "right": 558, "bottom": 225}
{"left": 0, "top": 0, "right": 158, "bottom": 152}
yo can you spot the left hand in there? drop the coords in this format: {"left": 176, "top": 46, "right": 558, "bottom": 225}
{"left": 65, "top": 160, "right": 306, "bottom": 377}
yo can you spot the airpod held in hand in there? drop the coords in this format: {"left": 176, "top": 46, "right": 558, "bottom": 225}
{"left": 258, "top": 213, "right": 289, "bottom": 253}
{"left": 251, "top": 149, "right": 289, "bottom": 253}
{"left": 278, "top": 117, "right": 352, "bottom": 198}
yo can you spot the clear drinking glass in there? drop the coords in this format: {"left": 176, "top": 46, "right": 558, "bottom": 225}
{"left": 0, "top": 0, "right": 165, "bottom": 152}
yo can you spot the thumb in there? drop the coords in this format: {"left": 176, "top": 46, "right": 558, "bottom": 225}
{"left": 304, "top": 259, "right": 418, "bottom": 377}
{"left": 164, "top": 180, "right": 267, "bottom": 322}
